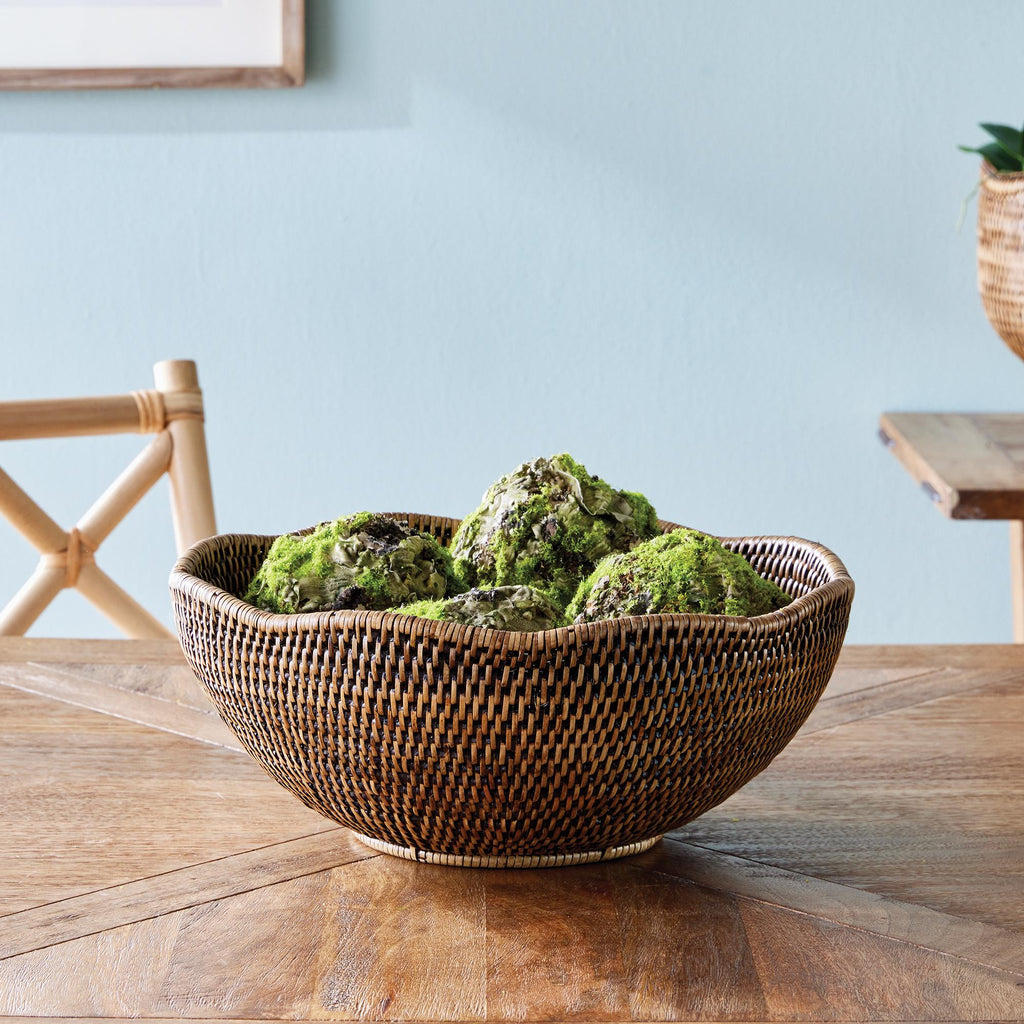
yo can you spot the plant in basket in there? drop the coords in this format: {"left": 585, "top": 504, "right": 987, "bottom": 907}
{"left": 961, "top": 122, "right": 1024, "bottom": 359}
{"left": 169, "top": 453, "right": 854, "bottom": 868}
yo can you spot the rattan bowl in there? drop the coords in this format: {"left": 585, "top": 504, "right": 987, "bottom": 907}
{"left": 169, "top": 514, "right": 854, "bottom": 868}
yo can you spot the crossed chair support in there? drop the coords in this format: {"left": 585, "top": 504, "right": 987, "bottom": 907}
{"left": 0, "top": 360, "right": 216, "bottom": 638}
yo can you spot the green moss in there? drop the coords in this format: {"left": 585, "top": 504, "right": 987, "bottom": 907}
{"left": 395, "top": 585, "right": 564, "bottom": 632}
{"left": 451, "top": 507, "right": 486, "bottom": 590}
{"left": 551, "top": 452, "right": 589, "bottom": 481}
{"left": 394, "top": 597, "right": 448, "bottom": 621}
{"left": 244, "top": 512, "right": 463, "bottom": 614}
{"left": 450, "top": 453, "right": 659, "bottom": 611}
{"left": 244, "top": 518, "right": 358, "bottom": 614}
{"left": 354, "top": 564, "right": 391, "bottom": 606}
{"left": 566, "top": 528, "right": 792, "bottom": 623}
{"left": 622, "top": 491, "right": 659, "bottom": 537}
{"left": 342, "top": 510, "right": 376, "bottom": 532}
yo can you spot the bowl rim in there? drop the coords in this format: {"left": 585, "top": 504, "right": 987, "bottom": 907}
{"left": 169, "top": 514, "right": 855, "bottom": 646}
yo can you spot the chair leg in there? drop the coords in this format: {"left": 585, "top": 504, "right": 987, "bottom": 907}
{"left": 75, "top": 563, "right": 174, "bottom": 639}
{"left": 0, "top": 563, "right": 66, "bottom": 636}
{"left": 153, "top": 360, "right": 217, "bottom": 555}
{"left": 1011, "top": 521, "right": 1024, "bottom": 643}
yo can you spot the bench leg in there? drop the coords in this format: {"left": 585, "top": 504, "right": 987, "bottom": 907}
{"left": 1011, "top": 521, "right": 1024, "bottom": 642}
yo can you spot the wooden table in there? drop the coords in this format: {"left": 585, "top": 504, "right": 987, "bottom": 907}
{"left": 1, "top": 638, "right": 1022, "bottom": 1022}
{"left": 879, "top": 411, "right": 1024, "bottom": 639}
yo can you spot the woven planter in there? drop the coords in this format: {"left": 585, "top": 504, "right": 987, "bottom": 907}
{"left": 978, "top": 162, "right": 1024, "bottom": 360}
{"left": 169, "top": 514, "right": 854, "bottom": 868}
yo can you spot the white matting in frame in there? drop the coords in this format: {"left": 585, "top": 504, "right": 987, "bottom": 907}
{"left": 0, "top": 0, "right": 304, "bottom": 89}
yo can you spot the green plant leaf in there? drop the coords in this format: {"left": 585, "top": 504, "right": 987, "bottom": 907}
{"left": 960, "top": 141, "right": 1023, "bottom": 173}
{"left": 980, "top": 122, "right": 1024, "bottom": 160}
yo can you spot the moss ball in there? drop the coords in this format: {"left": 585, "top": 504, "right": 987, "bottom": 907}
{"left": 449, "top": 453, "right": 658, "bottom": 609}
{"left": 244, "top": 512, "right": 462, "bottom": 614}
{"left": 566, "top": 528, "right": 792, "bottom": 623}
{"left": 397, "top": 584, "right": 564, "bottom": 632}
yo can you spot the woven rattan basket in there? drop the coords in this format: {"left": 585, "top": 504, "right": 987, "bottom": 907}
{"left": 978, "top": 161, "right": 1024, "bottom": 360}
{"left": 169, "top": 515, "right": 854, "bottom": 868}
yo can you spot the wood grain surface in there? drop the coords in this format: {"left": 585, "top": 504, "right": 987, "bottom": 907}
{"left": 0, "top": 685, "right": 334, "bottom": 917}
{"left": 879, "top": 411, "right": 1024, "bottom": 639}
{"left": 0, "top": 640, "right": 1022, "bottom": 1023}
{"left": 879, "top": 411, "right": 1024, "bottom": 519}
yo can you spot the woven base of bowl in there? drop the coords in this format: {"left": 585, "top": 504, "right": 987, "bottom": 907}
{"left": 352, "top": 832, "right": 662, "bottom": 869}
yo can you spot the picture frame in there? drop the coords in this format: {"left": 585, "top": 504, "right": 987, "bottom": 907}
{"left": 0, "top": 0, "right": 304, "bottom": 90}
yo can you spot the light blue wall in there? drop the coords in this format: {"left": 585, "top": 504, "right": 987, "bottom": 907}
{"left": 2, "top": 0, "right": 1022, "bottom": 642}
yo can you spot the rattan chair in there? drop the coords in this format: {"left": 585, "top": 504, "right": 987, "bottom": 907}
{"left": 0, "top": 359, "right": 216, "bottom": 638}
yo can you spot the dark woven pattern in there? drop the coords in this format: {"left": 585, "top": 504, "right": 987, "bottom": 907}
{"left": 169, "top": 515, "right": 854, "bottom": 860}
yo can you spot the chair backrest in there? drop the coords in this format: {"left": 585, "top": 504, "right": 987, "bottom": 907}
{"left": 0, "top": 359, "right": 216, "bottom": 638}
